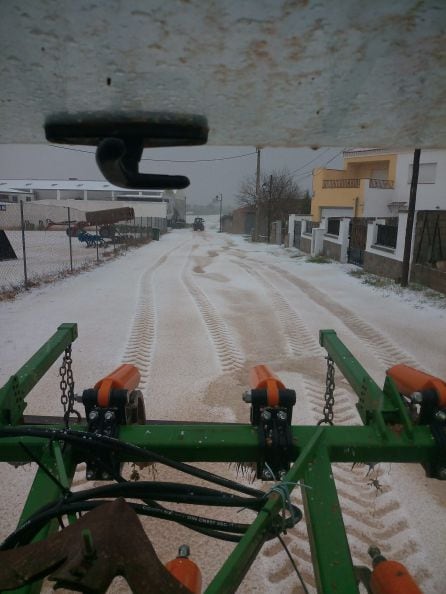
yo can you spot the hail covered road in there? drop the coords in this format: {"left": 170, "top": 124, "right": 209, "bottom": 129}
{"left": 1, "top": 219, "right": 445, "bottom": 593}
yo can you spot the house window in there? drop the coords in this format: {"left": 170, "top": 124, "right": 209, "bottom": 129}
{"left": 408, "top": 163, "right": 437, "bottom": 184}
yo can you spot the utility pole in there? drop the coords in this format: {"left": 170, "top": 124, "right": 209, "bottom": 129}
{"left": 216, "top": 193, "right": 223, "bottom": 232}
{"left": 401, "top": 148, "right": 421, "bottom": 287}
{"left": 254, "top": 147, "right": 261, "bottom": 241}
{"left": 267, "top": 174, "right": 273, "bottom": 243}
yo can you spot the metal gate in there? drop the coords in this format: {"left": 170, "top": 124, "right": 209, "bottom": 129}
{"left": 414, "top": 211, "right": 445, "bottom": 265}
{"left": 293, "top": 220, "right": 302, "bottom": 249}
{"left": 348, "top": 218, "right": 368, "bottom": 266}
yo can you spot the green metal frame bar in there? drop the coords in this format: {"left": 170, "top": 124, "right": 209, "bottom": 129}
{"left": 8, "top": 445, "right": 77, "bottom": 594}
{"left": 0, "top": 327, "right": 442, "bottom": 594}
{"left": 0, "top": 323, "right": 78, "bottom": 425}
{"left": 302, "top": 441, "right": 358, "bottom": 593}
{"left": 0, "top": 424, "right": 435, "bottom": 464}
{"left": 206, "top": 427, "right": 324, "bottom": 593}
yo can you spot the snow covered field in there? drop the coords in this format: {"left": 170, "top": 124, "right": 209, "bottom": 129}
{"left": 0, "top": 230, "right": 110, "bottom": 290}
{"left": 0, "top": 219, "right": 445, "bottom": 593}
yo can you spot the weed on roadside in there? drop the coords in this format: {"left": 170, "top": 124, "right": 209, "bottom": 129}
{"left": 362, "top": 275, "right": 393, "bottom": 288}
{"left": 348, "top": 269, "right": 366, "bottom": 278}
{"left": 348, "top": 270, "right": 446, "bottom": 308}
{"left": 306, "top": 255, "right": 332, "bottom": 264}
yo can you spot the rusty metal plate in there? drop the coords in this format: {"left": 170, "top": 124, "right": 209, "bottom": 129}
{"left": 0, "top": 1, "right": 445, "bottom": 148}
{"left": 0, "top": 499, "right": 190, "bottom": 593}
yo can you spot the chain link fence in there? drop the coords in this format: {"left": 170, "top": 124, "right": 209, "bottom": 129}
{"left": 0, "top": 202, "right": 167, "bottom": 296}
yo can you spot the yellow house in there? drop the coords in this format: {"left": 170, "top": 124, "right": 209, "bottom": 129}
{"left": 311, "top": 149, "right": 397, "bottom": 222}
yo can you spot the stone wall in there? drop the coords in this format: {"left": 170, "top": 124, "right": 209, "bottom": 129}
{"left": 323, "top": 239, "right": 341, "bottom": 261}
{"left": 363, "top": 251, "right": 403, "bottom": 280}
{"left": 411, "top": 264, "right": 446, "bottom": 295}
{"left": 300, "top": 235, "right": 311, "bottom": 253}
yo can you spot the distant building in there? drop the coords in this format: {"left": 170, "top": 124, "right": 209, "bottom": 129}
{"left": 221, "top": 214, "right": 233, "bottom": 233}
{"left": 311, "top": 149, "right": 446, "bottom": 222}
{"left": 0, "top": 179, "right": 188, "bottom": 222}
{"left": 231, "top": 206, "right": 256, "bottom": 235}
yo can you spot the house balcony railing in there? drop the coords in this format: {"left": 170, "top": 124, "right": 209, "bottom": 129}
{"left": 369, "top": 179, "right": 394, "bottom": 189}
{"left": 321, "top": 178, "right": 394, "bottom": 190}
{"left": 322, "top": 179, "right": 360, "bottom": 189}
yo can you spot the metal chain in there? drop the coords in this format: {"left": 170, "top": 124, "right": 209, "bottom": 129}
{"left": 317, "top": 356, "right": 335, "bottom": 426}
{"left": 59, "top": 345, "right": 80, "bottom": 428}
{"left": 59, "top": 347, "right": 70, "bottom": 414}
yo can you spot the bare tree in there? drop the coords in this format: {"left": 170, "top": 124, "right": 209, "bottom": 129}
{"left": 237, "top": 169, "right": 309, "bottom": 242}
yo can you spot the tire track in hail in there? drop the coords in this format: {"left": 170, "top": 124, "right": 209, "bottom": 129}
{"left": 182, "top": 249, "right": 244, "bottom": 373}
{"left": 73, "top": 239, "right": 191, "bottom": 491}
{"left": 121, "top": 239, "right": 191, "bottom": 393}
{"left": 261, "top": 375, "right": 433, "bottom": 592}
{"left": 256, "top": 260, "right": 420, "bottom": 370}
{"left": 232, "top": 258, "right": 322, "bottom": 359}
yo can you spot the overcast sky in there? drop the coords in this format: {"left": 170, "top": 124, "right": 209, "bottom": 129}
{"left": 0, "top": 144, "right": 344, "bottom": 206}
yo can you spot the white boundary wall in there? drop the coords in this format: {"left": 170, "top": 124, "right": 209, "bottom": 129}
{"left": 366, "top": 212, "right": 413, "bottom": 263}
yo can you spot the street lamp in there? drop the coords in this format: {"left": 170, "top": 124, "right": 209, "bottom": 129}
{"left": 215, "top": 193, "right": 223, "bottom": 233}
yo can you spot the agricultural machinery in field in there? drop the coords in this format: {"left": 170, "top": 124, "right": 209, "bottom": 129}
{"left": 0, "top": 324, "right": 443, "bottom": 593}
{"left": 193, "top": 217, "right": 205, "bottom": 231}
{"left": 76, "top": 230, "right": 105, "bottom": 248}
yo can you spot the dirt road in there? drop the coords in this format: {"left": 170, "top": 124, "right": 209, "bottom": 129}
{"left": 1, "top": 222, "right": 445, "bottom": 593}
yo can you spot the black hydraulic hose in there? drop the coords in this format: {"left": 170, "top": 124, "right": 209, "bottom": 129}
{"left": 1, "top": 500, "right": 253, "bottom": 550}
{"left": 58, "top": 481, "right": 264, "bottom": 509}
{"left": 0, "top": 427, "right": 264, "bottom": 497}
{"left": 0, "top": 428, "right": 302, "bottom": 547}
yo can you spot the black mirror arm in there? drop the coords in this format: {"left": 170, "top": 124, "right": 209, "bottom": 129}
{"left": 96, "top": 137, "right": 190, "bottom": 190}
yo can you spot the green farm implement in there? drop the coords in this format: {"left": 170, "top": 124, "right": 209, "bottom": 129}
{"left": 0, "top": 323, "right": 444, "bottom": 594}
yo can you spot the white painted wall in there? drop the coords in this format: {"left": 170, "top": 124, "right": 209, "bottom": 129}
{"left": 363, "top": 186, "right": 395, "bottom": 217}
{"left": 394, "top": 150, "right": 446, "bottom": 211}
{"left": 288, "top": 214, "right": 311, "bottom": 247}
{"left": 0, "top": 202, "right": 87, "bottom": 228}
{"left": 366, "top": 212, "right": 415, "bottom": 262}
{"left": 322, "top": 219, "right": 350, "bottom": 262}
{"left": 37, "top": 199, "right": 167, "bottom": 219}
{"left": 320, "top": 206, "right": 354, "bottom": 218}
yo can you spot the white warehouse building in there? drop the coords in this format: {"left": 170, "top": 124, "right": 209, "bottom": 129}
{"left": 0, "top": 179, "right": 187, "bottom": 222}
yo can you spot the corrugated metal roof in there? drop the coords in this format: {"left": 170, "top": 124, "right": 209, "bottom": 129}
{"left": 0, "top": 179, "right": 165, "bottom": 194}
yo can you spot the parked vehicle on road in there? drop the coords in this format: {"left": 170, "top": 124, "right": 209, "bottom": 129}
{"left": 193, "top": 217, "right": 205, "bottom": 231}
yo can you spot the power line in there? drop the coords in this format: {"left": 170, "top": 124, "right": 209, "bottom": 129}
{"left": 291, "top": 149, "right": 345, "bottom": 183}
{"left": 290, "top": 147, "right": 331, "bottom": 175}
{"left": 48, "top": 144, "right": 96, "bottom": 155}
{"left": 48, "top": 144, "right": 257, "bottom": 163}
{"left": 323, "top": 149, "right": 344, "bottom": 167}
{"left": 142, "top": 151, "right": 256, "bottom": 163}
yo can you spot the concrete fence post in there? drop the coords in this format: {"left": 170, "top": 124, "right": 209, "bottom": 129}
{"left": 366, "top": 221, "right": 377, "bottom": 251}
{"left": 312, "top": 226, "right": 325, "bottom": 256}
{"left": 288, "top": 214, "right": 296, "bottom": 247}
{"left": 395, "top": 212, "right": 409, "bottom": 262}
